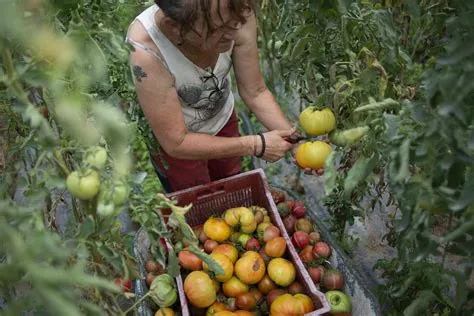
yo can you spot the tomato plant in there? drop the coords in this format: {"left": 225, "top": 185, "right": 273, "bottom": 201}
{"left": 258, "top": 0, "right": 474, "bottom": 314}
{"left": 0, "top": 1, "right": 171, "bottom": 314}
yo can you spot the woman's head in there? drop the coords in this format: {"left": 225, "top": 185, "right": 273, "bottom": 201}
{"left": 155, "top": 0, "right": 255, "bottom": 52}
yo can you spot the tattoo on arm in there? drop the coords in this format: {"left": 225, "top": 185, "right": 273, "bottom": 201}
{"left": 133, "top": 65, "right": 147, "bottom": 82}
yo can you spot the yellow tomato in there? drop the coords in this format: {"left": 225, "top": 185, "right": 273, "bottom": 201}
{"left": 295, "top": 141, "right": 333, "bottom": 170}
{"left": 267, "top": 258, "right": 296, "bottom": 287}
{"left": 222, "top": 276, "right": 249, "bottom": 297}
{"left": 155, "top": 308, "right": 174, "bottom": 316}
{"left": 240, "top": 220, "right": 257, "bottom": 234}
{"left": 299, "top": 107, "right": 336, "bottom": 136}
{"left": 223, "top": 207, "right": 255, "bottom": 228}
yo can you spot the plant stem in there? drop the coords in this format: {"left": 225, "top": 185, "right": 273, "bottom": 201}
{"left": 123, "top": 292, "right": 150, "bottom": 315}
{"left": 441, "top": 212, "right": 453, "bottom": 268}
{"left": 53, "top": 149, "right": 71, "bottom": 177}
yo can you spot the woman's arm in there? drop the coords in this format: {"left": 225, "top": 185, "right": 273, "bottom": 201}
{"left": 232, "top": 12, "right": 293, "bottom": 132}
{"left": 130, "top": 45, "right": 258, "bottom": 160}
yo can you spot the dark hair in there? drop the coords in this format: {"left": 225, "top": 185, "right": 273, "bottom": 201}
{"left": 155, "top": 0, "right": 255, "bottom": 38}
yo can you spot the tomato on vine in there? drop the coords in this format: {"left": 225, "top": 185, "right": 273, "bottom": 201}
{"left": 299, "top": 107, "right": 336, "bottom": 136}
{"left": 66, "top": 169, "right": 101, "bottom": 200}
{"left": 295, "top": 141, "right": 333, "bottom": 170}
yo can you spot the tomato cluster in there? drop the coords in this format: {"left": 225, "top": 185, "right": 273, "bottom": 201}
{"left": 178, "top": 206, "right": 316, "bottom": 315}
{"left": 65, "top": 145, "right": 130, "bottom": 217}
{"left": 272, "top": 189, "right": 352, "bottom": 315}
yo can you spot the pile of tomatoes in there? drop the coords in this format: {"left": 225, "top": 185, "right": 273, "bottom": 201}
{"left": 178, "top": 206, "right": 318, "bottom": 315}
{"left": 271, "top": 189, "right": 352, "bottom": 315}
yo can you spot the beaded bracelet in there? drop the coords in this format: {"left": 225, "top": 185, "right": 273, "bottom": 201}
{"left": 256, "top": 133, "right": 266, "bottom": 158}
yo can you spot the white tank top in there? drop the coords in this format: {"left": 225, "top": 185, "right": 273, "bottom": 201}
{"left": 127, "top": 5, "right": 235, "bottom": 135}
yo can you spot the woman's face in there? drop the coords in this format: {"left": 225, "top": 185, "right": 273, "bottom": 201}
{"left": 182, "top": 0, "right": 247, "bottom": 52}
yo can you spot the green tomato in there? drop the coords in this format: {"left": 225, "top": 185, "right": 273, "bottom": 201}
{"left": 85, "top": 146, "right": 107, "bottom": 169}
{"left": 97, "top": 202, "right": 114, "bottom": 217}
{"left": 325, "top": 290, "right": 352, "bottom": 314}
{"left": 66, "top": 170, "right": 101, "bottom": 200}
{"left": 112, "top": 181, "right": 128, "bottom": 205}
{"left": 329, "top": 126, "right": 369, "bottom": 147}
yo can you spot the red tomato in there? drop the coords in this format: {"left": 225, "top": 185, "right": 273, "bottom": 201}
{"left": 236, "top": 292, "right": 257, "bottom": 310}
{"left": 114, "top": 278, "right": 132, "bottom": 292}
{"left": 258, "top": 274, "right": 277, "bottom": 295}
{"left": 178, "top": 250, "right": 203, "bottom": 271}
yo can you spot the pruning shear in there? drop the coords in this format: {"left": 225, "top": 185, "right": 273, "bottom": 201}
{"left": 283, "top": 134, "right": 318, "bottom": 144}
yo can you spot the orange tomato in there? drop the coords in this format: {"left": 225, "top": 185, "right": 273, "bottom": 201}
{"left": 264, "top": 236, "right": 287, "bottom": 257}
{"left": 234, "top": 251, "right": 266, "bottom": 284}
{"left": 212, "top": 244, "right": 239, "bottom": 263}
{"left": 234, "top": 310, "right": 255, "bottom": 315}
{"left": 206, "top": 301, "right": 229, "bottom": 316}
{"left": 184, "top": 271, "right": 216, "bottom": 308}
{"left": 204, "top": 217, "right": 232, "bottom": 242}
{"left": 214, "top": 312, "right": 237, "bottom": 316}
{"left": 294, "top": 293, "right": 314, "bottom": 313}
{"left": 203, "top": 253, "right": 234, "bottom": 282}
{"left": 270, "top": 293, "right": 315, "bottom": 315}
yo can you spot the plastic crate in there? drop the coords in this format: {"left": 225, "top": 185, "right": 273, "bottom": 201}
{"left": 161, "top": 168, "right": 331, "bottom": 315}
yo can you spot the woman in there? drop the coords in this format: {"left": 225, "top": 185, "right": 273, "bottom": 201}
{"left": 126, "top": 0, "right": 296, "bottom": 192}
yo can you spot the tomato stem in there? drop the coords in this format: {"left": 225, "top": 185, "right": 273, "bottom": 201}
{"left": 53, "top": 148, "right": 71, "bottom": 176}
{"left": 123, "top": 291, "right": 150, "bottom": 315}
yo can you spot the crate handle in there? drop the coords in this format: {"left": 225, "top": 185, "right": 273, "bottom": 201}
{"left": 195, "top": 184, "right": 226, "bottom": 201}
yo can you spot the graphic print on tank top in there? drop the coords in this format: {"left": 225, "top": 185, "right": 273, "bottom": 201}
{"left": 177, "top": 68, "right": 231, "bottom": 132}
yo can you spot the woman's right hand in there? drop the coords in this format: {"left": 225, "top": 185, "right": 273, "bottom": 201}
{"left": 256, "top": 128, "right": 296, "bottom": 162}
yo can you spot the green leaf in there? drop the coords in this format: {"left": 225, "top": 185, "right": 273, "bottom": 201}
{"left": 343, "top": 155, "right": 377, "bottom": 198}
{"left": 354, "top": 98, "right": 399, "bottom": 112}
{"left": 188, "top": 244, "right": 224, "bottom": 275}
{"left": 26, "top": 264, "right": 120, "bottom": 292}
{"left": 403, "top": 290, "right": 437, "bottom": 316}
{"left": 392, "top": 275, "right": 416, "bottom": 298}
{"left": 450, "top": 171, "right": 474, "bottom": 212}
{"left": 166, "top": 247, "right": 180, "bottom": 278}
{"left": 394, "top": 139, "right": 410, "bottom": 183}
{"left": 77, "top": 216, "right": 94, "bottom": 239}
{"left": 324, "top": 151, "right": 337, "bottom": 195}
{"left": 441, "top": 220, "right": 474, "bottom": 243}
{"left": 40, "top": 286, "right": 82, "bottom": 316}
